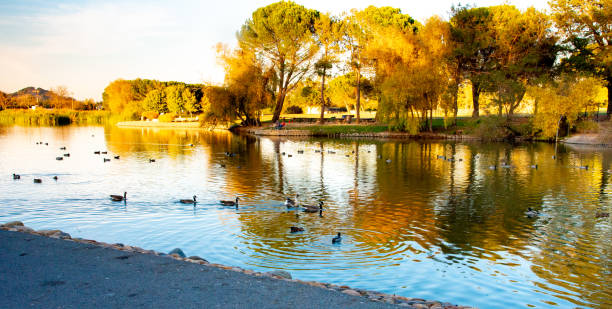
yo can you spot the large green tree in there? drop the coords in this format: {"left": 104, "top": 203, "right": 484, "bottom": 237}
{"left": 487, "top": 6, "right": 558, "bottom": 117}
{"left": 238, "top": 1, "right": 319, "bottom": 123}
{"left": 550, "top": 0, "right": 611, "bottom": 115}
{"left": 142, "top": 89, "right": 167, "bottom": 113}
{"left": 450, "top": 6, "right": 496, "bottom": 118}
{"left": 165, "top": 85, "right": 186, "bottom": 114}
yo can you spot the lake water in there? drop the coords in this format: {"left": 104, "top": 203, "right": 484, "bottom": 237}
{"left": 0, "top": 125, "right": 610, "bottom": 308}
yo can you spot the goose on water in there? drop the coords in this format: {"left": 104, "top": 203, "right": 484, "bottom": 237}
{"left": 302, "top": 201, "right": 323, "bottom": 213}
{"left": 285, "top": 194, "right": 299, "bottom": 207}
{"left": 525, "top": 207, "right": 540, "bottom": 218}
{"left": 12, "top": 174, "right": 20, "bottom": 180}
{"left": 290, "top": 226, "right": 304, "bottom": 233}
{"left": 33, "top": 179, "right": 42, "bottom": 183}
{"left": 220, "top": 197, "right": 239, "bottom": 206}
{"left": 110, "top": 192, "right": 127, "bottom": 202}
{"left": 114, "top": 156, "right": 120, "bottom": 159}
{"left": 180, "top": 195, "right": 197, "bottom": 204}
{"left": 103, "top": 158, "right": 110, "bottom": 162}
{"left": 332, "top": 232, "right": 342, "bottom": 244}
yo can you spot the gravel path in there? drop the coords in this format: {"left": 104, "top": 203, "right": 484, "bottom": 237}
{"left": 0, "top": 229, "right": 407, "bottom": 309}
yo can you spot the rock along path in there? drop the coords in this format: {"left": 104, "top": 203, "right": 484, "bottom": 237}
{"left": 0, "top": 229, "right": 457, "bottom": 309}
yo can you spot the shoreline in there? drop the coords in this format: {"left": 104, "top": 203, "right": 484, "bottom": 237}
{"left": 241, "top": 127, "right": 483, "bottom": 141}
{"left": 1, "top": 221, "right": 474, "bottom": 309}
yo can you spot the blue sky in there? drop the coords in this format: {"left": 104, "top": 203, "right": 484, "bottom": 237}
{"left": 0, "top": 0, "right": 549, "bottom": 100}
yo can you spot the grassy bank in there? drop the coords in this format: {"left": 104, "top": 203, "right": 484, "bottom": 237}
{"left": 253, "top": 116, "right": 536, "bottom": 141}
{"left": 0, "top": 109, "right": 128, "bottom": 126}
{"left": 290, "top": 124, "right": 388, "bottom": 135}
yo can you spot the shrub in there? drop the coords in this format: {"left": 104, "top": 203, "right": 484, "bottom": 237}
{"left": 472, "top": 116, "right": 507, "bottom": 140}
{"left": 285, "top": 106, "right": 303, "bottom": 114}
{"left": 158, "top": 112, "right": 177, "bottom": 122}
{"left": 142, "top": 111, "right": 159, "bottom": 120}
{"left": 388, "top": 117, "right": 420, "bottom": 134}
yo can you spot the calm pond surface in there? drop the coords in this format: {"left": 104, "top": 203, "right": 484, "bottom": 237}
{"left": 0, "top": 125, "right": 610, "bottom": 308}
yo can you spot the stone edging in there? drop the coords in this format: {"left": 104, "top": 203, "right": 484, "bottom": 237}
{"left": 1, "top": 221, "right": 475, "bottom": 309}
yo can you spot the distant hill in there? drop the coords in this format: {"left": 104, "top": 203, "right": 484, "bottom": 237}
{"left": 9, "top": 87, "right": 53, "bottom": 101}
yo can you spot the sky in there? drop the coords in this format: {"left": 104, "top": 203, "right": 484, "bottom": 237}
{"left": 0, "top": 0, "right": 550, "bottom": 101}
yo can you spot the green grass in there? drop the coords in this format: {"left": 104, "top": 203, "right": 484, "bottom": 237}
{"left": 0, "top": 109, "right": 126, "bottom": 126}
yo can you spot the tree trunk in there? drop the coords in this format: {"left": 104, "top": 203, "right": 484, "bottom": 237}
{"left": 319, "top": 70, "right": 326, "bottom": 124}
{"left": 453, "top": 88, "right": 458, "bottom": 126}
{"left": 508, "top": 90, "right": 525, "bottom": 119}
{"left": 355, "top": 70, "right": 361, "bottom": 124}
{"left": 272, "top": 91, "right": 286, "bottom": 123}
{"left": 472, "top": 80, "right": 480, "bottom": 118}
{"left": 607, "top": 77, "right": 612, "bottom": 117}
{"left": 428, "top": 109, "right": 433, "bottom": 132}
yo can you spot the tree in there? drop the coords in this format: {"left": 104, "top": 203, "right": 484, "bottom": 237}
{"left": 346, "top": 6, "right": 418, "bottom": 124}
{"left": 165, "top": 85, "right": 186, "bottom": 114}
{"left": 238, "top": 1, "right": 320, "bottom": 123}
{"left": 314, "top": 13, "right": 343, "bottom": 123}
{"left": 182, "top": 88, "right": 200, "bottom": 115}
{"left": 50, "top": 86, "right": 71, "bottom": 109}
{"left": 528, "top": 75, "right": 604, "bottom": 138}
{"left": 142, "top": 89, "right": 167, "bottom": 113}
{"left": 102, "top": 79, "right": 135, "bottom": 113}
{"left": 217, "top": 45, "right": 273, "bottom": 125}
{"left": 450, "top": 6, "right": 496, "bottom": 118}
{"left": 200, "top": 86, "right": 233, "bottom": 125}
{"left": 487, "top": 6, "right": 558, "bottom": 118}
{"left": 550, "top": 0, "right": 612, "bottom": 115}
{"left": 0, "top": 91, "right": 9, "bottom": 110}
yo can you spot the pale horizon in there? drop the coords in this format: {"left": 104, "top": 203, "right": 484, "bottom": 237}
{"left": 0, "top": 0, "right": 550, "bottom": 101}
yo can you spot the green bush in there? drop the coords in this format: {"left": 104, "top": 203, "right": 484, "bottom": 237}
{"left": 471, "top": 116, "right": 507, "bottom": 140}
{"left": 285, "top": 106, "right": 303, "bottom": 114}
{"left": 388, "top": 117, "right": 420, "bottom": 134}
{"left": 158, "top": 112, "right": 177, "bottom": 122}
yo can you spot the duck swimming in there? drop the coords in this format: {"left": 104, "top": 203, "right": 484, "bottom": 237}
{"left": 110, "top": 192, "right": 127, "bottom": 202}
{"left": 220, "top": 197, "right": 239, "bottom": 207}
{"left": 525, "top": 207, "right": 540, "bottom": 218}
{"left": 180, "top": 195, "right": 197, "bottom": 204}
{"left": 332, "top": 232, "right": 342, "bottom": 244}
{"left": 290, "top": 227, "right": 304, "bottom": 233}
{"left": 285, "top": 194, "right": 299, "bottom": 207}
{"left": 302, "top": 201, "right": 323, "bottom": 213}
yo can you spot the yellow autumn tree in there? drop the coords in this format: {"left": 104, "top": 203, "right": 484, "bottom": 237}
{"left": 528, "top": 75, "right": 605, "bottom": 138}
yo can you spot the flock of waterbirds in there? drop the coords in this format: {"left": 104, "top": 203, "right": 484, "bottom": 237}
{"left": 12, "top": 140, "right": 610, "bottom": 242}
